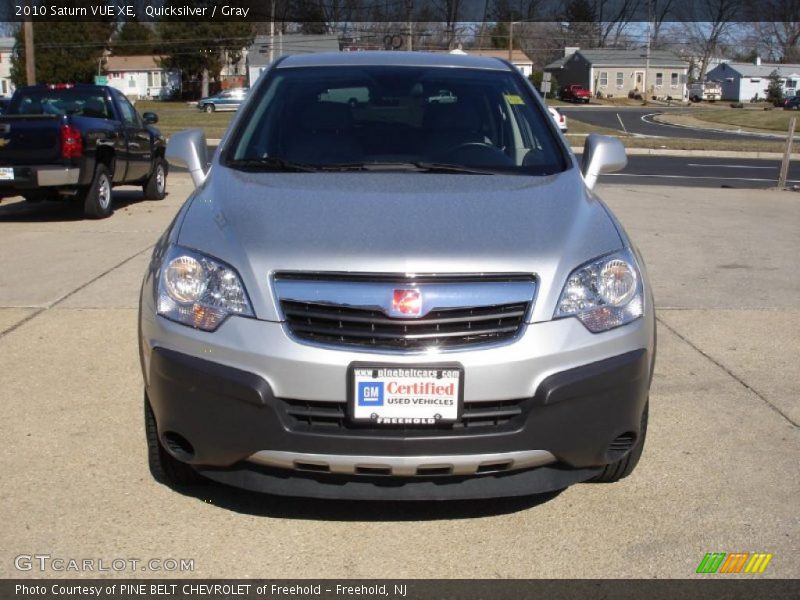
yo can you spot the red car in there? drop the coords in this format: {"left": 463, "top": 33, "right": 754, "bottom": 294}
{"left": 560, "top": 84, "right": 592, "bottom": 103}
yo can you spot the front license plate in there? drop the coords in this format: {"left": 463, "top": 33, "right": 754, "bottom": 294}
{"left": 0, "top": 167, "right": 13, "bottom": 181}
{"left": 350, "top": 363, "right": 463, "bottom": 425}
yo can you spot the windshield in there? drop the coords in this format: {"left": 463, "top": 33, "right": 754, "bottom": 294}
{"left": 10, "top": 88, "right": 112, "bottom": 119}
{"left": 226, "top": 65, "right": 568, "bottom": 175}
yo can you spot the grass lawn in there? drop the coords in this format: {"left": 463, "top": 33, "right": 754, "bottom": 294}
{"left": 688, "top": 108, "right": 799, "bottom": 132}
{"left": 135, "top": 100, "right": 235, "bottom": 139}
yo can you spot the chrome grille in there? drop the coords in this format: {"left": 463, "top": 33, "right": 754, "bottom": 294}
{"left": 281, "top": 300, "right": 528, "bottom": 349}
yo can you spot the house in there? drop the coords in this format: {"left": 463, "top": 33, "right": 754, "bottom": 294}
{"left": 545, "top": 48, "right": 689, "bottom": 100}
{"left": 247, "top": 34, "right": 341, "bottom": 87}
{"left": 706, "top": 59, "right": 800, "bottom": 102}
{"left": 467, "top": 49, "right": 534, "bottom": 78}
{"left": 0, "top": 37, "right": 16, "bottom": 97}
{"left": 105, "top": 55, "right": 181, "bottom": 100}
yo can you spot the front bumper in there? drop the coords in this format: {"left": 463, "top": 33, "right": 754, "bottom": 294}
{"left": 142, "top": 329, "right": 652, "bottom": 498}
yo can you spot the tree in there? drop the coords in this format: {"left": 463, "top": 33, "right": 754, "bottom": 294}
{"left": 679, "top": 0, "right": 742, "bottom": 81}
{"left": 155, "top": 5, "right": 254, "bottom": 99}
{"left": 111, "top": 20, "right": 158, "bottom": 56}
{"left": 767, "top": 70, "right": 784, "bottom": 106}
{"left": 11, "top": 21, "right": 115, "bottom": 86}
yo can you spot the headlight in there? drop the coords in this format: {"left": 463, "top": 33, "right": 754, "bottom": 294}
{"left": 157, "top": 246, "right": 254, "bottom": 331}
{"left": 555, "top": 249, "right": 644, "bottom": 332}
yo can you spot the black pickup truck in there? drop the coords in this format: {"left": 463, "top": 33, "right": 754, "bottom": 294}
{"left": 0, "top": 84, "right": 167, "bottom": 218}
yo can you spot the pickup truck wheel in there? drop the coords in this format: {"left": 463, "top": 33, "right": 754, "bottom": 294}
{"left": 143, "top": 157, "right": 168, "bottom": 200}
{"left": 144, "top": 394, "right": 205, "bottom": 486}
{"left": 83, "top": 164, "right": 113, "bottom": 219}
{"left": 590, "top": 400, "right": 648, "bottom": 483}
{"left": 204, "top": 103, "right": 215, "bottom": 113}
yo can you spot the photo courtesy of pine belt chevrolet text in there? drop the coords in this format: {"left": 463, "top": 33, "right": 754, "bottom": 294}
{"left": 139, "top": 51, "right": 656, "bottom": 500}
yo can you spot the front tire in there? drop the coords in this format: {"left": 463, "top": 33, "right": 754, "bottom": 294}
{"left": 83, "top": 164, "right": 113, "bottom": 219}
{"left": 204, "top": 103, "right": 215, "bottom": 113}
{"left": 142, "top": 157, "right": 168, "bottom": 200}
{"left": 144, "top": 394, "right": 205, "bottom": 486}
{"left": 591, "top": 400, "right": 648, "bottom": 483}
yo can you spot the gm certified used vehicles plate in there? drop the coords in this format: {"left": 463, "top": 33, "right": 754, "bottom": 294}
{"left": 140, "top": 51, "right": 655, "bottom": 500}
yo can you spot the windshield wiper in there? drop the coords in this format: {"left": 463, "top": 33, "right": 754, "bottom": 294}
{"left": 315, "top": 161, "right": 498, "bottom": 175}
{"left": 226, "top": 157, "right": 318, "bottom": 172}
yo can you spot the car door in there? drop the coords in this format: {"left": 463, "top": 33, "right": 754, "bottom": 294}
{"left": 115, "top": 93, "right": 151, "bottom": 181}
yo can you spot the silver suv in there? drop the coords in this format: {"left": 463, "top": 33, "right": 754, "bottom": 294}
{"left": 139, "top": 52, "right": 655, "bottom": 500}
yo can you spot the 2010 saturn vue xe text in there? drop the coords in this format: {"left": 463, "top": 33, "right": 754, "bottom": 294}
{"left": 139, "top": 52, "right": 655, "bottom": 500}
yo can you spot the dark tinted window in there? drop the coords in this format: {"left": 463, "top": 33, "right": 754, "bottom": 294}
{"left": 227, "top": 66, "right": 567, "bottom": 175}
{"left": 10, "top": 88, "right": 111, "bottom": 119}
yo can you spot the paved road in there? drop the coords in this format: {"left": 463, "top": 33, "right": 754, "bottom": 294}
{"left": 559, "top": 106, "right": 782, "bottom": 141}
{"left": 601, "top": 155, "right": 800, "bottom": 188}
{"left": 0, "top": 175, "right": 797, "bottom": 579}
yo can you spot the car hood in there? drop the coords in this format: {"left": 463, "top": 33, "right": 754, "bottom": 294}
{"left": 177, "top": 167, "right": 623, "bottom": 322}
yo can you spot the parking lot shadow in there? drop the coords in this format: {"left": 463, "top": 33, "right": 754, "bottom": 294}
{"left": 0, "top": 189, "right": 162, "bottom": 222}
{"left": 168, "top": 480, "right": 563, "bottom": 521}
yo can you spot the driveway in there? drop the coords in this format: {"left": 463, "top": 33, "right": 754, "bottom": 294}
{"left": 0, "top": 176, "right": 797, "bottom": 579}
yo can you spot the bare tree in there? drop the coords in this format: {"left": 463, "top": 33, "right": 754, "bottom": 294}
{"left": 748, "top": 1, "right": 800, "bottom": 62}
{"left": 679, "top": 0, "right": 742, "bottom": 80}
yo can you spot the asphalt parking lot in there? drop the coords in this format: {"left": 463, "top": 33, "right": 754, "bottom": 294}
{"left": 0, "top": 175, "right": 798, "bottom": 579}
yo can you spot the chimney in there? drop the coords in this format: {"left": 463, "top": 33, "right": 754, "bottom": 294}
{"left": 755, "top": 56, "right": 761, "bottom": 66}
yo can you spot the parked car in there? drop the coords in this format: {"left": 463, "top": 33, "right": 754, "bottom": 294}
{"left": 0, "top": 84, "right": 167, "bottom": 218}
{"left": 197, "top": 88, "right": 248, "bottom": 113}
{"left": 548, "top": 106, "right": 568, "bottom": 132}
{"left": 688, "top": 81, "right": 721, "bottom": 102}
{"left": 143, "top": 52, "right": 654, "bottom": 500}
{"left": 784, "top": 96, "right": 800, "bottom": 110}
{"left": 560, "top": 84, "right": 592, "bottom": 103}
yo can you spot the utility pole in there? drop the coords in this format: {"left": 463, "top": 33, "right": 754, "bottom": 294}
{"left": 405, "top": 0, "right": 413, "bottom": 51}
{"left": 508, "top": 21, "right": 513, "bottom": 61}
{"left": 269, "top": 0, "right": 275, "bottom": 64}
{"left": 24, "top": 19, "right": 35, "bottom": 85}
{"left": 644, "top": 0, "right": 652, "bottom": 104}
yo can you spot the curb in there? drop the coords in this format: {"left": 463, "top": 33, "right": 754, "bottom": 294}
{"left": 570, "top": 147, "right": 800, "bottom": 159}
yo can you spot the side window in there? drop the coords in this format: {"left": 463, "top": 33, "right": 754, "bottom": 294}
{"left": 117, "top": 95, "right": 140, "bottom": 127}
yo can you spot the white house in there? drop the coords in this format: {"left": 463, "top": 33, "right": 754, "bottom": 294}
{"left": 0, "top": 37, "right": 16, "bottom": 97}
{"left": 247, "top": 34, "right": 341, "bottom": 87}
{"left": 105, "top": 55, "right": 181, "bottom": 100}
{"left": 468, "top": 49, "right": 534, "bottom": 78}
{"left": 706, "top": 59, "right": 800, "bottom": 102}
{"left": 545, "top": 48, "right": 689, "bottom": 100}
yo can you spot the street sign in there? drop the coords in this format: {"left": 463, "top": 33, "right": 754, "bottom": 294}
{"left": 94, "top": 76, "right": 108, "bottom": 85}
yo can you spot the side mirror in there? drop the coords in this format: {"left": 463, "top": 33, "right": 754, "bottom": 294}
{"left": 581, "top": 133, "right": 627, "bottom": 190}
{"left": 142, "top": 111, "right": 158, "bottom": 124}
{"left": 166, "top": 128, "right": 209, "bottom": 188}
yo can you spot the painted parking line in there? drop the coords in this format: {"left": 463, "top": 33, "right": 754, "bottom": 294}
{"left": 602, "top": 173, "right": 798, "bottom": 183}
{"left": 687, "top": 164, "right": 777, "bottom": 169}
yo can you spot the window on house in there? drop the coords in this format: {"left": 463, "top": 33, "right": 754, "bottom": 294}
{"left": 128, "top": 76, "right": 136, "bottom": 89}
{"left": 671, "top": 73, "right": 679, "bottom": 87}
{"left": 787, "top": 78, "right": 797, "bottom": 89}
{"left": 656, "top": 73, "right": 663, "bottom": 87}
{"left": 599, "top": 71, "right": 608, "bottom": 86}
{"left": 616, "top": 72, "right": 623, "bottom": 87}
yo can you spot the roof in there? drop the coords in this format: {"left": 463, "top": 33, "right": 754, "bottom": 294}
{"left": 570, "top": 49, "right": 688, "bottom": 68}
{"left": 0, "top": 37, "right": 14, "bottom": 51}
{"left": 105, "top": 55, "right": 173, "bottom": 72}
{"left": 708, "top": 62, "right": 800, "bottom": 78}
{"left": 544, "top": 55, "right": 569, "bottom": 70}
{"left": 277, "top": 51, "right": 515, "bottom": 71}
{"left": 248, "top": 34, "right": 341, "bottom": 68}
{"left": 467, "top": 49, "right": 532, "bottom": 64}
